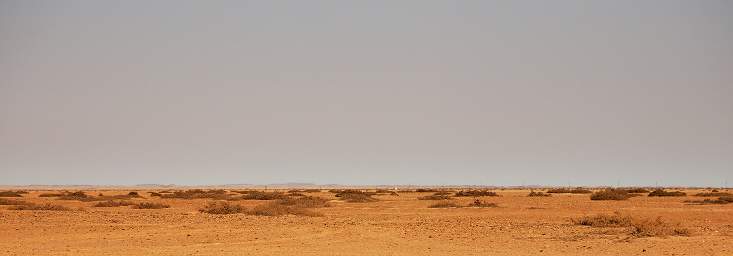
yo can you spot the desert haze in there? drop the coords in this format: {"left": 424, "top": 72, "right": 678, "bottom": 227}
{"left": 0, "top": 187, "right": 731, "bottom": 255}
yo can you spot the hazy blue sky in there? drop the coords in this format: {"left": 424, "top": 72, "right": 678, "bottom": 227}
{"left": 1, "top": 1, "right": 732, "bottom": 186}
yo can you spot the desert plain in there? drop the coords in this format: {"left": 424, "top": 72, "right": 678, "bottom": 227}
{"left": 0, "top": 187, "right": 731, "bottom": 256}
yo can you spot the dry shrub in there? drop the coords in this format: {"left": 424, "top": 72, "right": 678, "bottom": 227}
{"left": 240, "top": 191, "right": 288, "bottom": 200}
{"left": 468, "top": 199, "right": 498, "bottom": 208}
{"left": 199, "top": 201, "right": 246, "bottom": 214}
{"left": 93, "top": 200, "right": 136, "bottom": 207}
{"left": 418, "top": 194, "right": 452, "bottom": 200}
{"left": 336, "top": 192, "right": 378, "bottom": 202}
{"left": 288, "top": 189, "right": 321, "bottom": 193}
{"left": 428, "top": 201, "right": 462, "bottom": 208}
{"left": 0, "top": 191, "right": 24, "bottom": 197}
{"left": 10, "top": 203, "right": 70, "bottom": 211}
{"left": 590, "top": 189, "right": 632, "bottom": 201}
{"left": 625, "top": 188, "right": 651, "bottom": 194}
{"left": 276, "top": 196, "right": 329, "bottom": 208}
{"left": 57, "top": 191, "right": 143, "bottom": 201}
{"left": 454, "top": 190, "right": 498, "bottom": 197}
{"left": 573, "top": 213, "right": 689, "bottom": 237}
{"left": 694, "top": 192, "right": 733, "bottom": 197}
{"left": 39, "top": 192, "right": 65, "bottom": 197}
{"left": 573, "top": 213, "right": 632, "bottom": 227}
{"left": 685, "top": 196, "right": 733, "bottom": 205}
{"left": 133, "top": 202, "right": 170, "bottom": 209}
{"left": 631, "top": 217, "right": 690, "bottom": 237}
{"left": 148, "top": 192, "right": 162, "bottom": 197}
{"left": 248, "top": 202, "right": 322, "bottom": 217}
{"left": 58, "top": 191, "right": 92, "bottom": 201}
{"left": 528, "top": 191, "right": 552, "bottom": 197}
{"left": 287, "top": 192, "right": 306, "bottom": 197}
{"left": 161, "top": 189, "right": 230, "bottom": 200}
{"left": 547, "top": 188, "right": 592, "bottom": 194}
{"left": 648, "top": 190, "right": 686, "bottom": 197}
{"left": 415, "top": 188, "right": 439, "bottom": 192}
{"left": 0, "top": 198, "right": 31, "bottom": 205}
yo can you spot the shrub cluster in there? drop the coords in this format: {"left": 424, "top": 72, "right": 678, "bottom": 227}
{"left": 648, "top": 190, "right": 686, "bottom": 197}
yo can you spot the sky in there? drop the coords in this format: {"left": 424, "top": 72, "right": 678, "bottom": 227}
{"left": 1, "top": 1, "right": 732, "bottom": 186}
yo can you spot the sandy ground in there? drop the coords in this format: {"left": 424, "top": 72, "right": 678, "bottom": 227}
{"left": 0, "top": 189, "right": 731, "bottom": 256}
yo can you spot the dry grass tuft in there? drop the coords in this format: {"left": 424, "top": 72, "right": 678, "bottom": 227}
{"left": 454, "top": 190, "right": 498, "bottom": 197}
{"left": 199, "top": 200, "right": 323, "bottom": 216}
{"left": 415, "top": 188, "right": 440, "bottom": 193}
{"left": 276, "top": 196, "right": 329, "bottom": 208}
{"left": 335, "top": 191, "right": 378, "bottom": 202}
{"left": 58, "top": 191, "right": 93, "bottom": 201}
{"left": 199, "top": 201, "right": 246, "bottom": 214}
{"left": 573, "top": 213, "right": 632, "bottom": 227}
{"left": 10, "top": 203, "right": 70, "bottom": 211}
{"left": 248, "top": 202, "right": 323, "bottom": 217}
{"left": 467, "top": 199, "right": 498, "bottom": 208}
{"left": 590, "top": 189, "right": 632, "bottom": 201}
{"left": 428, "top": 201, "right": 463, "bottom": 208}
{"left": 0, "top": 198, "right": 32, "bottom": 205}
{"left": 694, "top": 192, "right": 733, "bottom": 197}
{"left": 148, "top": 192, "right": 163, "bottom": 197}
{"left": 685, "top": 196, "right": 733, "bottom": 205}
{"left": 572, "top": 212, "right": 690, "bottom": 237}
{"left": 648, "top": 190, "right": 687, "bottom": 197}
{"left": 240, "top": 191, "right": 289, "bottom": 200}
{"left": 39, "top": 192, "right": 65, "bottom": 197}
{"left": 418, "top": 193, "right": 452, "bottom": 200}
{"left": 0, "top": 191, "right": 24, "bottom": 197}
{"left": 93, "top": 200, "right": 136, "bottom": 207}
{"left": 133, "top": 202, "right": 170, "bottom": 209}
{"left": 528, "top": 191, "right": 552, "bottom": 197}
{"left": 161, "top": 189, "right": 230, "bottom": 200}
{"left": 547, "top": 188, "right": 593, "bottom": 194}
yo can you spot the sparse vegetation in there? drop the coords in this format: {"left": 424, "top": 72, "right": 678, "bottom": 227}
{"left": 276, "top": 196, "right": 329, "bottom": 208}
{"left": 39, "top": 192, "right": 65, "bottom": 197}
{"left": 199, "top": 201, "right": 246, "bottom": 214}
{"left": 58, "top": 191, "right": 92, "bottom": 201}
{"left": 93, "top": 200, "right": 136, "bottom": 207}
{"left": 467, "top": 199, "right": 498, "bottom": 208}
{"left": 0, "top": 198, "right": 31, "bottom": 205}
{"left": 0, "top": 191, "right": 24, "bottom": 197}
{"left": 133, "top": 202, "right": 170, "bottom": 209}
{"left": 199, "top": 200, "right": 323, "bottom": 216}
{"left": 572, "top": 212, "right": 690, "bottom": 237}
{"left": 528, "top": 191, "right": 551, "bottom": 197}
{"left": 694, "top": 192, "right": 733, "bottom": 197}
{"left": 418, "top": 194, "right": 452, "bottom": 200}
{"left": 148, "top": 192, "right": 162, "bottom": 197}
{"left": 161, "top": 189, "right": 230, "bottom": 200}
{"left": 240, "top": 191, "right": 288, "bottom": 200}
{"left": 428, "top": 201, "right": 462, "bottom": 208}
{"left": 590, "top": 189, "right": 632, "bottom": 201}
{"left": 625, "top": 188, "right": 651, "bottom": 194}
{"left": 648, "top": 190, "right": 687, "bottom": 197}
{"left": 454, "top": 190, "right": 498, "bottom": 197}
{"left": 547, "top": 188, "right": 592, "bottom": 194}
{"left": 10, "top": 203, "right": 70, "bottom": 211}
{"left": 685, "top": 196, "right": 733, "bottom": 205}
{"left": 415, "top": 188, "right": 440, "bottom": 193}
{"left": 335, "top": 191, "right": 378, "bottom": 202}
